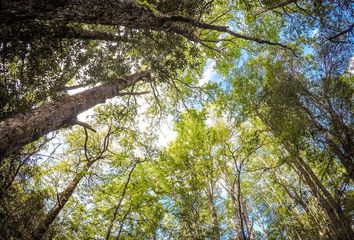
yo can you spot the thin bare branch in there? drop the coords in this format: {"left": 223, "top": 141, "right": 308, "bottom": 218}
{"left": 76, "top": 120, "right": 97, "bottom": 133}
{"left": 327, "top": 22, "right": 354, "bottom": 41}
{"left": 257, "top": 0, "right": 298, "bottom": 16}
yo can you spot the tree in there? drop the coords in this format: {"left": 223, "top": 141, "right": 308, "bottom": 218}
{"left": 223, "top": 44, "right": 353, "bottom": 239}
{"left": 1, "top": 1, "right": 353, "bottom": 239}
{"left": 0, "top": 71, "right": 150, "bottom": 159}
{"left": 1, "top": 0, "right": 296, "bottom": 159}
{"left": 30, "top": 126, "right": 112, "bottom": 239}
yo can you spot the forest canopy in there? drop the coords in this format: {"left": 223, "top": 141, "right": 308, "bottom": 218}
{"left": 0, "top": 0, "right": 353, "bottom": 239}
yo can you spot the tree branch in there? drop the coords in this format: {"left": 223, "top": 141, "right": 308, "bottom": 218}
{"left": 327, "top": 22, "right": 354, "bottom": 41}
{"left": 1, "top": 23, "right": 130, "bottom": 43}
{"left": 116, "top": 91, "right": 150, "bottom": 96}
{"left": 75, "top": 120, "right": 97, "bottom": 133}
{"left": 257, "top": 0, "right": 298, "bottom": 15}
{"left": 161, "top": 15, "right": 294, "bottom": 52}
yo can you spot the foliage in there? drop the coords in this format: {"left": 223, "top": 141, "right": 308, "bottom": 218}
{"left": 0, "top": 0, "right": 353, "bottom": 239}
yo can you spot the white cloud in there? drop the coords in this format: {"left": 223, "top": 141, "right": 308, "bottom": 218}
{"left": 77, "top": 108, "right": 96, "bottom": 122}
{"left": 67, "top": 86, "right": 88, "bottom": 96}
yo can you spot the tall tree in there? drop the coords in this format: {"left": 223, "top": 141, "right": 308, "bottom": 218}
{"left": 31, "top": 126, "right": 112, "bottom": 239}
{"left": 0, "top": 71, "right": 150, "bottom": 159}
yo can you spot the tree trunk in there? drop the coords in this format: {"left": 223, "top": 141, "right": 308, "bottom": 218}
{"left": 206, "top": 191, "right": 220, "bottom": 240}
{"left": 211, "top": 205, "right": 220, "bottom": 240}
{"left": 30, "top": 126, "right": 111, "bottom": 239}
{"left": 0, "top": 22, "right": 130, "bottom": 43}
{"left": 0, "top": 71, "right": 150, "bottom": 159}
{"left": 288, "top": 147, "right": 354, "bottom": 240}
{"left": 256, "top": 111, "right": 354, "bottom": 240}
{"left": 105, "top": 163, "right": 137, "bottom": 240}
{"left": 226, "top": 175, "right": 250, "bottom": 240}
{"left": 0, "top": 0, "right": 68, "bottom": 24}
{"left": 300, "top": 103, "right": 354, "bottom": 182}
{"left": 1, "top": 0, "right": 168, "bottom": 31}
{"left": 30, "top": 166, "right": 88, "bottom": 240}
{"left": 0, "top": 0, "right": 288, "bottom": 50}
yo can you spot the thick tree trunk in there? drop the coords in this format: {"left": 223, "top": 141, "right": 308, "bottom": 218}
{"left": 1, "top": 0, "right": 161, "bottom": 30}
{"left": 0, "top": 22, "right": 130, "bottom": 43}
{"left": 0, "top": 0, "right": 68, "bottom": 24}
{"left": 0, "top": 0, "right": 288, "bottom": 49}
{"left": 0, "top": 71, "right": 150, "bottom": 159}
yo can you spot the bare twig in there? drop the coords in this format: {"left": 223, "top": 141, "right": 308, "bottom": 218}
{"left": 327, "top": 22, "right": 354, "bottom": 41}
{"left": 76, "top": 120, "right": 97, "bottom": 133}
{"left": 256, "top": 0, "right": 297, "bottom": 16}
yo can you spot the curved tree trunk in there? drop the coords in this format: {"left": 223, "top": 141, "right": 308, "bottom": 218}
{"left": 0, "top": 71, "right": 150, "bottom": 159}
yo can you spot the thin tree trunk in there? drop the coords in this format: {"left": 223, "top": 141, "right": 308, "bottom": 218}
{"left": 105, "top": 163, "right": 137, "bottom": 240}
{"left": 30, "top": 166, "right": 88, "bottom": 240}
{"left": 289, "top": 149, "right": 353, "bottom": 240}
{"left": 230, "top": 194, "right": 243, "bottom": 240}
{"left": 30, "top": 127, "right": 110, "bottom": 239}
{"left": 241, "top": 201, "right": 253, "bottom": 240}
{"left": 235, "top": 171, "right": 247, "bottom": 240}
{"left": 0, "top": 71, "right": 150, "bottom": 159}
{"left": 274, "top": 175, "right": 320, "bottom": 227}
{"left": 256, "top": 110, "right": 354, "bottom": 240}
{"left": 225, "top": 173, "right": 248, "bottom": 240}
{"left": 300, "top": 103, "right": 354, "bottom": 182}
{"left": 205, "top": 188, "right": 220, "bottom": 240}
{"left": 223, "top": 147, "right": 253, "bottom": 240}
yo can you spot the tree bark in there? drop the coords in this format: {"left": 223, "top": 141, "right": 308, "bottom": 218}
{"left": 256, "top": 111, "right": 354, "bottom": 240}
{"left": 0, "top": 0, "right": 290, "bottom": 50}
{"left": 1, "top": 0, "right": 161, "bottom": 29}
{"left": 205, "top": 187, "right": 220, "bottom": 240}
{"left": 30, "top": 168, "right": 87, "bottom": 240}
{"left": 0, "top": 71, "right": 150, "bottom": 159}
{"left": 0, "top": 22, "right": 130, "bottom": 43}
